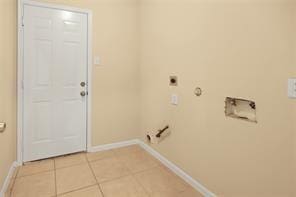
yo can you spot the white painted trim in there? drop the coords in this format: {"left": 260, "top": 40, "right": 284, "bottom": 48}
{"left": 17, "top": 0, "right": 93, "bottom": 163}
{"left": 89, "top": 139, "right": 139, "bottom": 152}
{"left": 21, "top": 0, "right": 92, "bottom": 14}
{"left": 90, "top": 139, "right": 216, "bottom": 197}
{"left": 86, "top": 10, "right": 93, "bottom": 152}
{"left": 17, "top": 0, "right": 24, "bottom": 166}
{"left": 0, "top": 162, "right": 21, "bottom": 197}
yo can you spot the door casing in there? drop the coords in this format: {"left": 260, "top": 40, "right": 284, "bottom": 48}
{"left": 17, "top": 0, "right": 93, "bottom": 164}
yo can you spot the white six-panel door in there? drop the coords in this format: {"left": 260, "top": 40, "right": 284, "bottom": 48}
{"left": 23, "top": 4, "right": 88, "bottom": 162}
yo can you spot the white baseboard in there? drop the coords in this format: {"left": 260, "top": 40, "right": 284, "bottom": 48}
{"left": 137, "top": 140, "right": 216, "bottom": 197}
{"left": 0, "top": 161, "right": 20, "bottom": 197}
{"left": 88, "top": 139, "right": 139, "bottom": 152}
{"left": 90, "top": 139, "right": 216, "bottom": 197}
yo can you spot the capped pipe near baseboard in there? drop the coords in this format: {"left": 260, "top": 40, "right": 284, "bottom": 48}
{"left": 0, "top": 122, "right": 6, "bottom": 133}
{"left": 147, "top": 125, "right": 170, "bottom": 144}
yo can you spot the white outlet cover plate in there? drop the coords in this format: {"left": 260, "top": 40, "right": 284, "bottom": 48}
{"left": 288, "top": 78, "right": 296, "bottom": 98}
{"left": 94, "top": 56, "right": 101, "bottom": 66}
{"left": 171, "top": 94, "right": 178, "bottom": 105}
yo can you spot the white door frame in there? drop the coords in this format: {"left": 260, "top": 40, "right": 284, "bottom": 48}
{"left": 17, "top": 0, "right": 93, "bottom": 164}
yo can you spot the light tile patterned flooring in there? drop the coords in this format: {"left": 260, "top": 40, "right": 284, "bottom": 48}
{"left": 5, "top": 145, "right": 203, "bottom": 197}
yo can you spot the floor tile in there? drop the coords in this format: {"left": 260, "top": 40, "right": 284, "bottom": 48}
{"left": 113, "top": 145, "right": 144, "bottom": 156}
{"left": 90, "top": 157, "right": 130, "bottom": 183}
{"left": 56, "top": 163, "right": 96, "bottom": 195}
{"left": 117, "top": 150, "right": 159, "bottom": 173}
{"left": 149, "top": 190, "right": 180, "bottom": 197}
{"left": 58, "top": 185, "right": 103, "bottom": 197}
{"left": 17, "top": 159, "right": 54, "bottom": 177}
{"left": 87, "top": 150, "right": 115, "bottom": 162}
{"left": 9, "top": 146, "right": 202, "bottom": 197}
{"left": 11, "top": 171, "right": 55, "bottom": 197}
{"left": 149, "top": 188, "right": 203, "bottom": 197}
{"left": 179, "top": 187, "right": 204, "bottom": 197}
{"left": 134, "top": 166, "right": 187, "bottom": 194}
{"left": 100, "top": 175, "right": 149, "bottom": 197}
{"left": 55, "top": 153, "right": 87, "bottom": 169}
{"left": 158, "top": 164, "right": 193, "bottom": 188}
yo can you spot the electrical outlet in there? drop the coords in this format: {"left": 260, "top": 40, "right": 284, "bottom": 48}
{"left": 288, "top": 78, "right": 296, "bottom": 98}
{"left": 94, "top": 56, "right": 101, "bottom": 66}
{"left": 171, "top": 94, "right": 178, "bottom": 105}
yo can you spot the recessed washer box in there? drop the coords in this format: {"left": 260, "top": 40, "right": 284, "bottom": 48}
{"left": 225, "top": 97, "right": 257, "bottom": 123}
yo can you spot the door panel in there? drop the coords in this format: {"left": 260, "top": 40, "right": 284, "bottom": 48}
{"left": 36, "top": 40, "right": 52, "bottom": 85}
{"left": 33, "top": 102, "right": 52, "bottom": 142}
{"left": 23, "top": 5, "right": 88, "bottom": 162}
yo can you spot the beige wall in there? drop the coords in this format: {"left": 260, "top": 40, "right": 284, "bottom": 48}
{"left": 140, "top": 0, "right": 296, "bottom": 196}
{"left": 0, "top": 0, "right": 17, "bottom": 189}
{"left": 1, "top": 0, "right": 296, "bottom": 196}
{"left": 36, "top": 0, "right": 141, "bottom": 146}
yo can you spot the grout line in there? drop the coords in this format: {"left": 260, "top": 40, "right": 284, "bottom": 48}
{"left": 16, "top": 158, "right": 91, "bottom": 179}
{"left": 87, "top": 152, "right": 140, "bottom": 195}
{"left": 90, "top": 147, "right": 133, "bottom": 184}
{"left": 86, "top": 150, "right": 117, "bottom": 163}
{"left": 128, "top": 148, "right": 162, "bottom": 196}
{"left": 86, "top": 156, "right": 105, "bottom": 197}
{"left": 94, "top": 148, "right": 152, "bottom": 196}
{"left": 54, "top": 152, "right": 88, "bottom": 170}
{"left": 53, "top": 159, "right": 57, "bottom": 196}
{"left": 56, "top": 183, "right": 98, "bottom": 196}
{"left": 112, "top": 146, "right": 153, "bottom": 196}
{"left": 16, "top": 169, "right": 55, "bottom": 179}
{"left": 87, "top": 159, "right": 100, "bottom": 184}
{"left": 130, "top": 164, "right": 161, "bottom": 175}
{"left": 54, "top": 162, "right": 88, "bottom": 171}
{"left": 16, "top": 158, "right": 55, "bottom": 179}
{"left": 98, "top": 173, "right": 132, "bottom": 184}
{"left": 130, "top": 170, "right": 151, "bottom": 196}
{"left": 54, "top": 156, "right": 97, "bottom": 196}
{"left": 95, "top": 183, "right": 104, "bottom": 197}
{"left": 132, "top": 165, "right": 160, "bottom": 176}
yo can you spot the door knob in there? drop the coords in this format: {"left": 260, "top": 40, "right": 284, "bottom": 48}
{"left": 80, "top": 82, "right": 86, "bottom": 87}
{"left": 0, "top": 122, "right": 6, "bottom": 133}
{"left": 80, "top": 91, "right": 86, "bottom": 97}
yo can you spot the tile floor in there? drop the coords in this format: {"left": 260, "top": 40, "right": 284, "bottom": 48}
{"left": 5, "top": 145, "right": 203, "bottom": 197}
